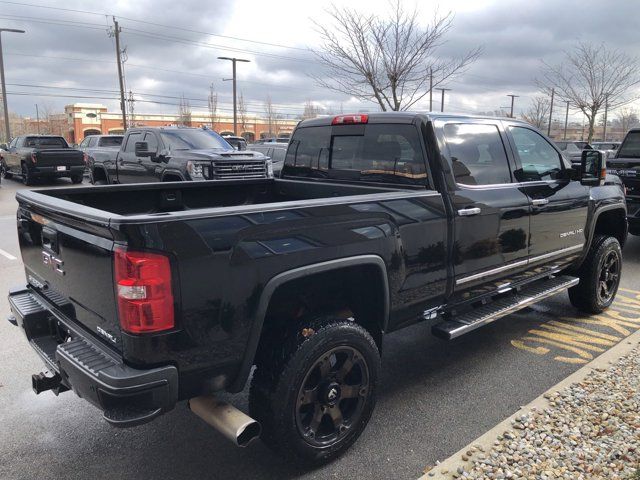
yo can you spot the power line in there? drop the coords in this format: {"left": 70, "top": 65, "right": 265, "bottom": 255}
{"left": 0, "top": 1, "right": 310, "bottom": 51}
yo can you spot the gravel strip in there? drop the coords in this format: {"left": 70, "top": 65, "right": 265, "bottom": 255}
{"left": 425, "top": 347, "right": 640, "bottom": 479}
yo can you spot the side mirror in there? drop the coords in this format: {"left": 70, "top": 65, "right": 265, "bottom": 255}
{"left": 580, "top": 149, "right": 606, "bottom": 186}
{"left": 135, "top": 141, "right": 156, "bottom": 159}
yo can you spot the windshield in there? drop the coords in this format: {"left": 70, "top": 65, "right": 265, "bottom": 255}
{"left": 617, "top": 131, "right": 640, "bottom": 158}
{"left": 24, "top": 136, "right": 68, "bottom": 148}
{"left": 98, "top": 136, "right": 123, "bottom": 147}
{"left": 160, "top": 129, "right": 232, "bottom": 151}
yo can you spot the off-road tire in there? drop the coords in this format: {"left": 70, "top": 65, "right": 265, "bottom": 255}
{"left": 71, "top": 174, "right": 83, "bottom": 184}
{"left": 569, "top": 235, "right": 622, "bottom": 314}
{"left": 21, "top": 163, "right": 33, "bottom": 186}
{"left": 249, "top": 317, "right": 380, "bottom": 465}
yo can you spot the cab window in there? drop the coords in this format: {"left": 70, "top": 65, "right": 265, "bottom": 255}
{"left": 509, "top": 126, "right": 563, "bottom": 181}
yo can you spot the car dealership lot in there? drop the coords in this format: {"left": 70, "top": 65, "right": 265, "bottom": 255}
{"left": 1, "top": 178, "right": 639, "bottom": 480}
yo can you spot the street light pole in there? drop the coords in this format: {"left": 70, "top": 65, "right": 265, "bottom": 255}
{"left": 507, "top": 94, "right": 519, "bottom": 118}
{"left": 218, "top": 56, "right": 250, "bottom": 135}
{"left": 0, "top": 28, "right": 25, "bottom": 143}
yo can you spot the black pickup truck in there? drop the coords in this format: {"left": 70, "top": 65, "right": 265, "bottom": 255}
{"left": 0, "top": 135, "right": 85, "bottom": 185}
{"left": 7, "top": 113, "right": 627, "bottom": 464}
{"left": 607, "top": 128, "right": 640, "bottom": 235}
{"left": 88, "top": 126, "right": 271, "bottom": 184}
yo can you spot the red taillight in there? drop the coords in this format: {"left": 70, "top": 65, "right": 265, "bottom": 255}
{"left": 332, "top": 114, "right": 369, "bottom": 125}
{"left": 114, "top": 247, "right": 175, "bottom": 334}
{"left": 30, "top": 152, "right": 37, "bottom": 164}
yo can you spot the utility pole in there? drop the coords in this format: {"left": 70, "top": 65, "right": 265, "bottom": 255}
{"left": 547, "top": 88, "right": 555, "bottom": 137}
{"left": 111, "top": 17, "right": 127, "bottom": 131}
{"left": 563, "top": 101, "right": 570, "bottom": 140}
{"left": 437, "top": 88, "right": 451, "bottom": 112}
{"left": 603, "top": 93, "right": 609, "bottom": 142}
{"left": 218, "top": 56, "right": 250, "bottom": 135}
{"left": 35, "top": 104, "right": 40, "bottom": 134}
{"left": 507, "top": 94, "right": 519, "bottom": 118}
{"left": 0, "top": 28, "right": 25, "bottom": 143}
{"left": 429, "top": 67, "right": 433, "bottom": 111}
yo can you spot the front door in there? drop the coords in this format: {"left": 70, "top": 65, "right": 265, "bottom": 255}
{"left": 506, "top": 125, "right": 589, "bottom": 265}
{"left": 438, "top": 120, "right": 531, "bottom": 293}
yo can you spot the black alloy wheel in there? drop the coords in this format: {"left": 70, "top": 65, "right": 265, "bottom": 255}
{"left": 295, "top": 346, "right": 370, "bottom": 447}
{"left": 597, "top": 249, "right": 621, "bottom": 304}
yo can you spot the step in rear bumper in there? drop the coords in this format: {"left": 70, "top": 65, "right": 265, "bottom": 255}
{"left": 8, "top": 285, "right": 178, "bottom": 428}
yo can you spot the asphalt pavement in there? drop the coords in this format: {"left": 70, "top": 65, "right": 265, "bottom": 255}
{"left": 1, "top": 177, "right": 639, "bottom": 480}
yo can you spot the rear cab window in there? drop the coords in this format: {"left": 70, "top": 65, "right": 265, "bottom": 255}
{"left": 618, "top": 131, "right": 640, "bottom": 159}
{"left": 24, "top": 136, "right": 68, "bottom": 149}
{"left": 283, "top": 122, "right": 429, "bottom": 187}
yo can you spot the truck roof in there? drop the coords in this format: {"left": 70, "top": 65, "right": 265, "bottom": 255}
{"left": 298, "top": 112, "right": 531, "bottom": 128}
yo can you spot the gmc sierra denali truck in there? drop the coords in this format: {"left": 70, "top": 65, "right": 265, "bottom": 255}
{"left": 7, "top": 113, "right": 627, "bottom": 464}
{"left": 88, "top": 126, "right": 272, "bottom": 184}
{"left": 0, "top": 135, "right": 85, "bottom": 185}
{"left": 607, "top": 128, "right": 640, "bottom": 235}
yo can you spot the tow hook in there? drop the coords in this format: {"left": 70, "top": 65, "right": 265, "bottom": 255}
{"left": 32, "top": 371, "right": 69, "bottom": 396}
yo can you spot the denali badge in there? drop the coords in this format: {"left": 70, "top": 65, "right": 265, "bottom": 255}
{"left": 42, "top": 251, "right": 65, "bottom": 276}
{"left": 97, "top": 326, "right": 117, "bottom": 344}
{"left": 559, "top": 228, "right": 584, "bottom": 238}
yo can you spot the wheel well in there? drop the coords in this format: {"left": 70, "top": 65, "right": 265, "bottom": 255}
{"left": 254, "top": 265, "right": 387, "bottom": 364}
{"left": 92, "top": 167, "right": 107, "bottom": 182}
{"left": 593, "top": 208, "right": 627, "bottom": 247}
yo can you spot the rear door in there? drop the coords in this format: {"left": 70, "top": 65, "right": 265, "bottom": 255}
{"left": 437, "top": 119, "right": 531, "bottom": 291}
{"left": 506, "top": 124, "right": 589, "bottom": 263}
{"left": 116, "top": 131, "right": 144, "bottom": 183}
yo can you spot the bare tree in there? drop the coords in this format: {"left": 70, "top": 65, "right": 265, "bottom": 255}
{"left": 614, "top": 107, "right": 640, "bottom": 133}
{"left": 238, "top": 91, "right": 248, "bottom": 134}
{"left": 302, "top": 100, "right": 321, "bottom": 120}
{"left": 540, "top": 42, "right": 640, "bottom": 143}
{"left": 521, "top": 96, "right": 551, "bottom": 129}
{"left": 178, "top": 94, "right": 192, "bottom": 126}
{"left": 207, "top": 83, "right": 218, "bottom": 131}
{"left": 312, "top": 1, "right": 481, "bottom": 111}
{"left": 264, "top": 95, "right": 279, "bottom": 137}
{"left": 40, "top": 102, "right": 55, "bottom": 135}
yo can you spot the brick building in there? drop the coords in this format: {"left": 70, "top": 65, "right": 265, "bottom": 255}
{"left": 61, "top": 103, "right": 298, "bottom": 144}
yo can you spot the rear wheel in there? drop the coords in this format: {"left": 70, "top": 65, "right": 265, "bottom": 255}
{"left": 569, "top": 235, "right": 622, "bottom": 313}
{"left": 249, "top": 317, "right": 380, "bottom": 465}
{"left": 71, "top": 174, "right": 83, "bottom": 184}
{"left": 21, "top": 163, "right": 33, "bottom": 186}
{"left": 0, "top": 160, "right": 12, "bottom": 179}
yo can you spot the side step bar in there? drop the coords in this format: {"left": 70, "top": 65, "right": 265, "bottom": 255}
{"left": 432, "top": 275, "right": 579, "bottom": 340}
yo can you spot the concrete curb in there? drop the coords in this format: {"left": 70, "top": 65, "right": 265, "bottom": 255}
{"left": 418, "top": 327, "right": 640, "bottom": 479}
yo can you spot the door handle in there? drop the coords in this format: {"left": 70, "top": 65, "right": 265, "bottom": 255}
{"left": 458, "top": 207, "right": 481, "bottom": 216}
{"left": 532, "top": 198, "right": 549, "bottom": 206}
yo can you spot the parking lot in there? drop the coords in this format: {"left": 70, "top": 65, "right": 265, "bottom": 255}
{"left": 0, "top": 176, "right": 638, "bottom": 480}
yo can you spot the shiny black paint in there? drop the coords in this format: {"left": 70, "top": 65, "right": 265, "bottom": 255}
{"left": 12, "top": 113, "right": 627, "bottom": 401}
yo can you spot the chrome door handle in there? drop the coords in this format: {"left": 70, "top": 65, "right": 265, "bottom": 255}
{"left": 532, "top": 198, "right": 549, "bottom": 206}
{"left": 458, "top": 207, "right": 481, "bottom": 216}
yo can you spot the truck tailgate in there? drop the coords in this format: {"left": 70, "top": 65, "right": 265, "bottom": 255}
{"left": 34, "top": 149, "right": 85, "bottom": 167}
{"left": 16, "top": 198, "right": 121, "bottom": 351}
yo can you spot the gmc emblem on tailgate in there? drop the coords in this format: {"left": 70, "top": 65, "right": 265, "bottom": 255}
{"left": 42, "top": 251, "right": 65, "bottom": 276}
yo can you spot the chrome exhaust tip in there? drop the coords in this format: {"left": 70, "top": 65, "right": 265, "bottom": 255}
{"left": 189, "top": 396, "right": 261, "bottom": 447}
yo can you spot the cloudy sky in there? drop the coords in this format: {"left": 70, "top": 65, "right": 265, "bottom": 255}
{"left": 1, "top": 0, "right": 639, "bottom": 123}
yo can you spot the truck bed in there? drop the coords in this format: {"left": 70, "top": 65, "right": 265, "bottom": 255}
{"left": 23, "top": 178, "right": 411, "bottom": 219}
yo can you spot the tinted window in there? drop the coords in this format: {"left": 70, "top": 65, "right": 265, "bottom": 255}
{"left": 124, "top": 132, "right": 143, "bottom": 153}
{"left": 443, "top": 123, "right": 511, "bottom": 185}
{"left": 144, "top": 132, "right": 158, "bottom": 152}
{"left": 98, "top": 136, "right": 123, "bottom": 147}
{"left": 617, "top": 132, "right": 640, "bottom": 158}
{"left": 79, "top": 137, "right": 91, "bottom": 148}
{"left": 285, "top": 124, "right": 427, "bottom": 185}
{"left": 161, "top": 129, "right": 232, "bottom": 151}
{"left": 88, "top": 137, "right": 99, "bottom": 147}
{"left": 510, "top": 126, "right": 563, "bottom": 181}
{"left": 24, "top": 136, "right": 68, "bottom": 148}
